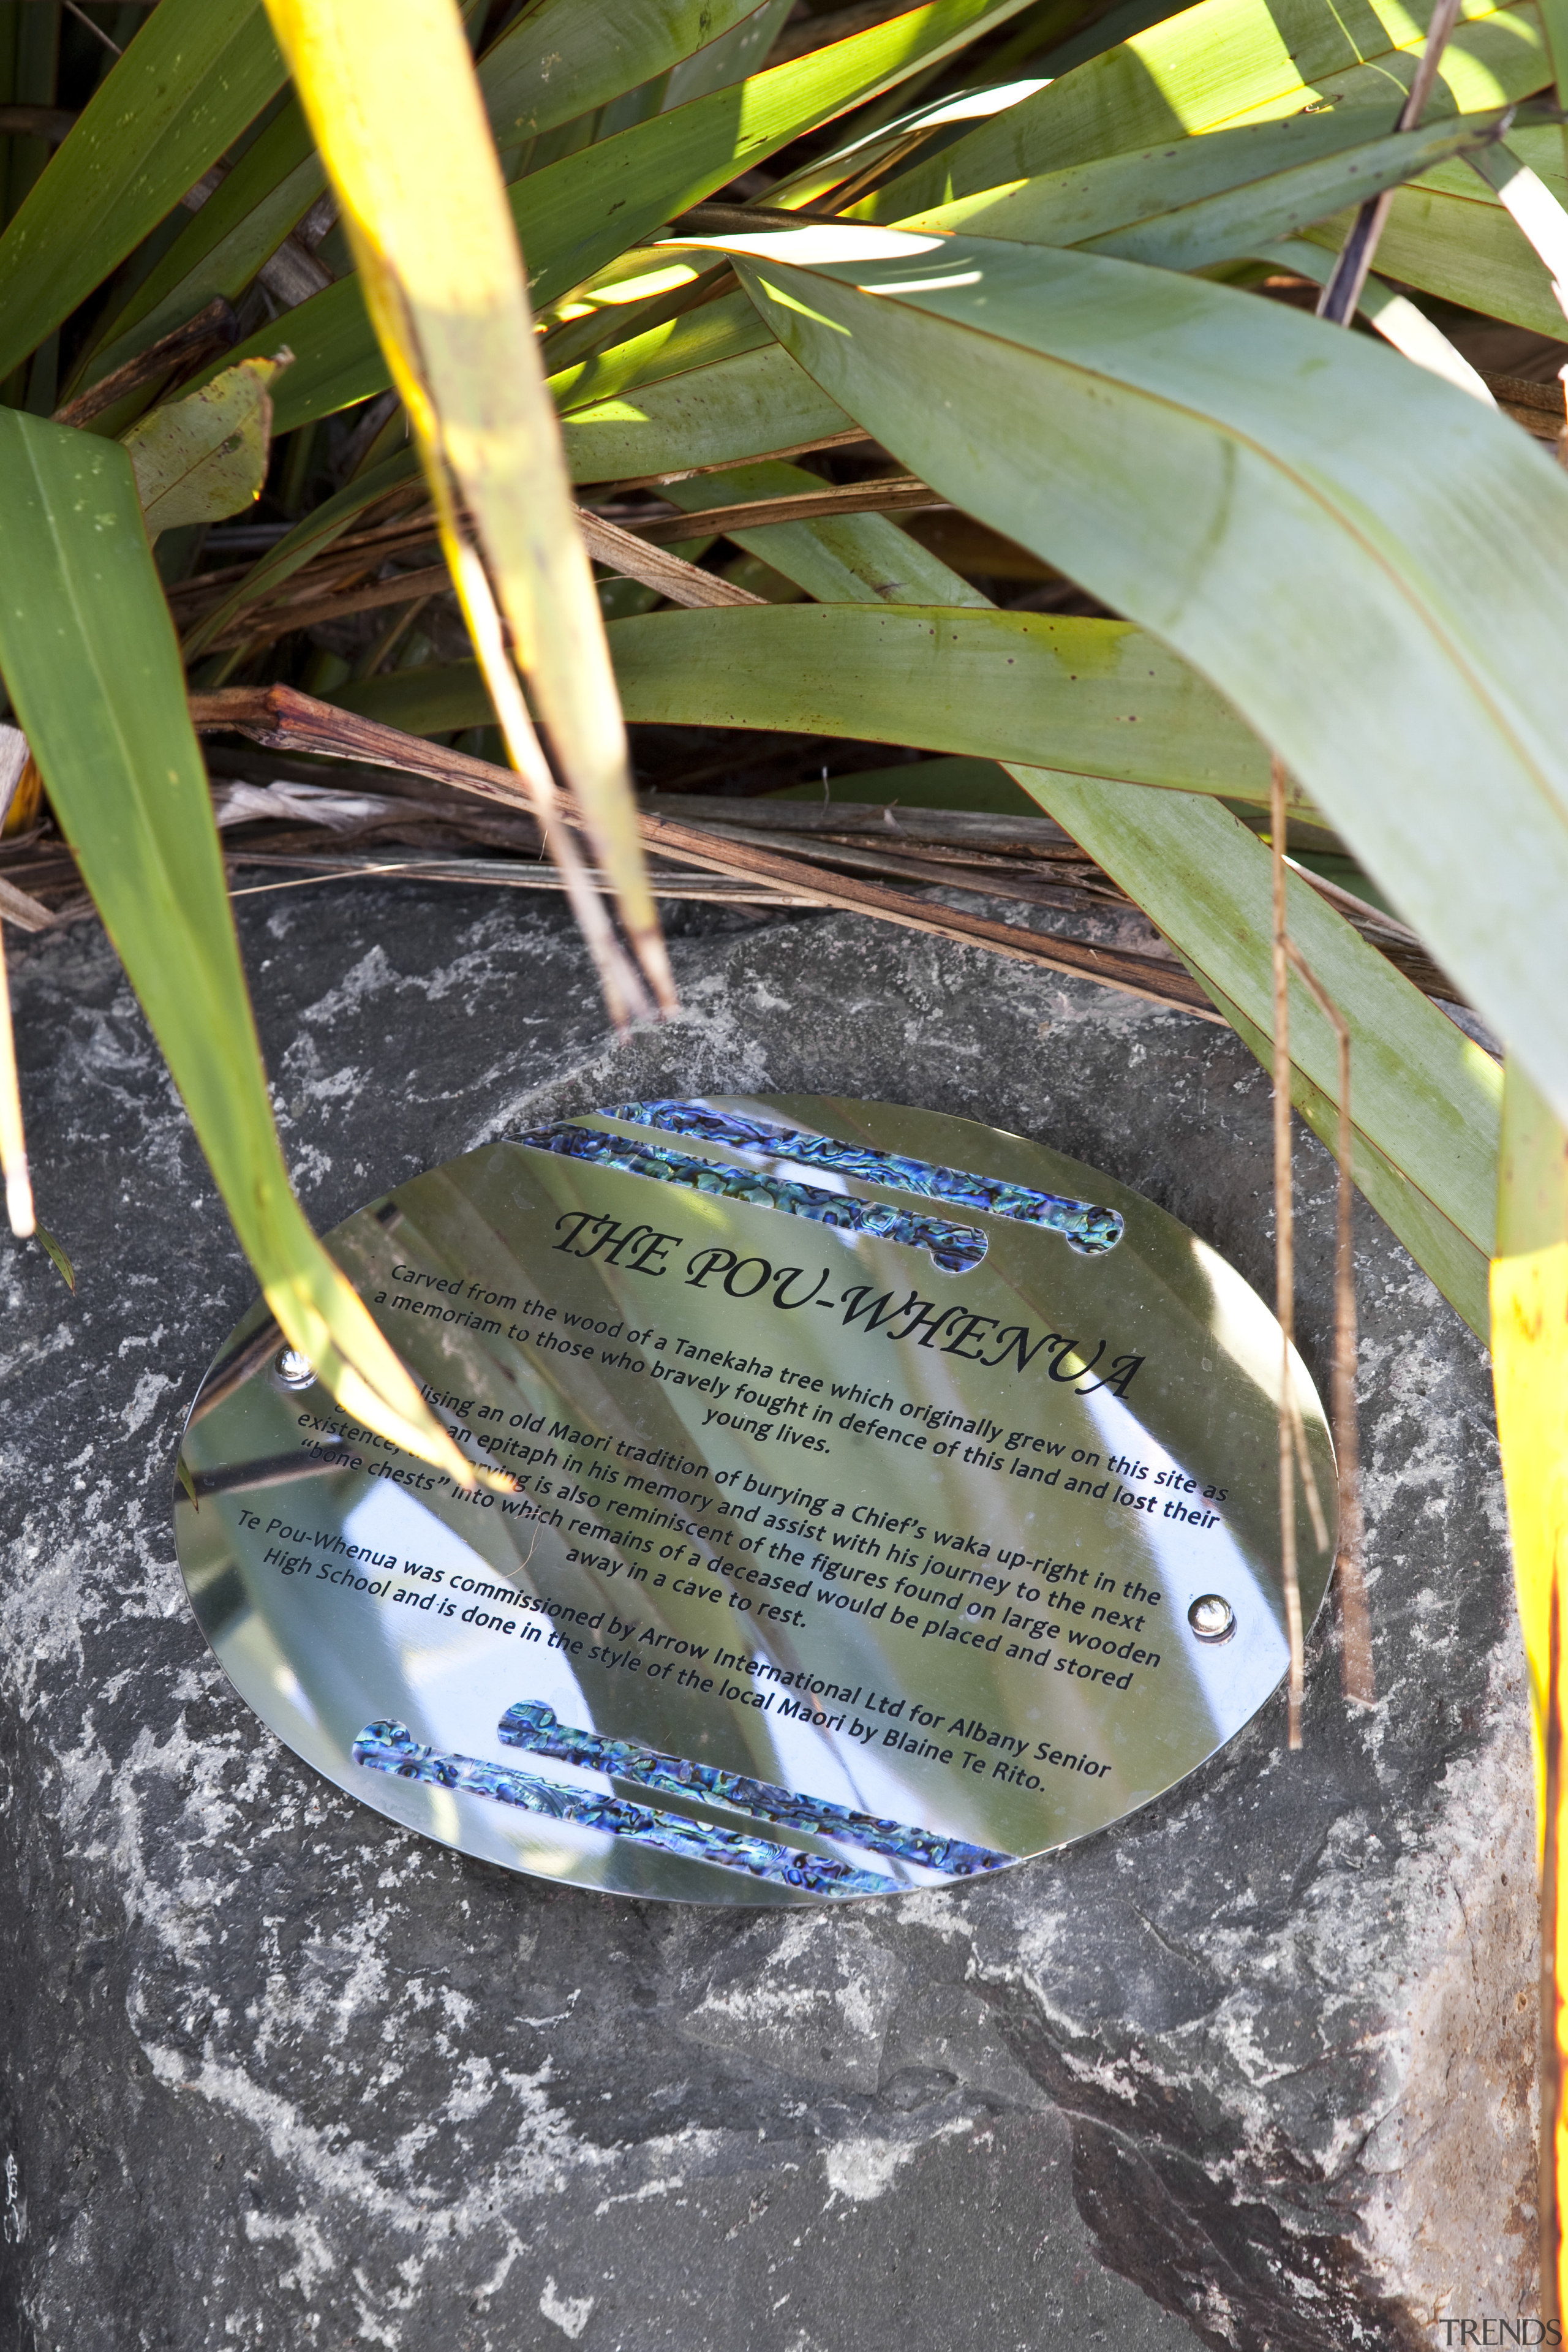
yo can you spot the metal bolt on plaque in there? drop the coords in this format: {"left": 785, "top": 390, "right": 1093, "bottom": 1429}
{"left": 1188, "top": 1594, "right": 1237, "bottom": 1643}
{"left": 174, "top": 1097, "right": 1336, "bottom": 1905}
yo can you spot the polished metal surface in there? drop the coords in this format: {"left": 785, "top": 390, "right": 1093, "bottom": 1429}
{"left": 173, "top": 1096, "right": 1336, "bottom": 1905}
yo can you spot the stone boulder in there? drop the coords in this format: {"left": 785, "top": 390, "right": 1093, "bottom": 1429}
{"left": 0, "top": 884, "right": 1534, "bottom": 2349}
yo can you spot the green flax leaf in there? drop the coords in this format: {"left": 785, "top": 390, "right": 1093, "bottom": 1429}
{"left": 900, "top": 107, "right": 1508, "bottom": 274}
{"left": 715, "top": 227, "right": 1568, "bottom": 1126}
{"left": 0, "top": 412, "right": 472, "bottom": 1480}
{"left": 337, "top": 602, "right": 1272, "bottom": 796}
{"left": 478, "top": 0, "right": 774, "bottom": 143}
{"left": 859, "top": 0, "right": 1547, "bottom": 219}
{"left": 640, "top": 458, "right": 1500, "bottom": 1329}
{"left": 80, "top": 97, "right": 326, "bottom": 395}
{"left": 0, "top": 0, "right": 287, "bottom": 385}
{"left": 33, "top": 1223, "right": 75, "bottom": 1294}
{"left": 217, "top": 0, "right": 1037, "bottom": 430}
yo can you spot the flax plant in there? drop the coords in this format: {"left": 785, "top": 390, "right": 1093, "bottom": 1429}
{"left": 2, "top": 0, "right": 1568, "bottom": 2293}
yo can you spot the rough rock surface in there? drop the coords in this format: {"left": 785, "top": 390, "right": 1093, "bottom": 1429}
{"left": 0, "top": 886, "right": 1536, "bottom": 2351}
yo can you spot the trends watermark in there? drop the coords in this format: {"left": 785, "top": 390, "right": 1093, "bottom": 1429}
{"left": 1431, "top": 2326, "right": 1562, "bottom": 2346}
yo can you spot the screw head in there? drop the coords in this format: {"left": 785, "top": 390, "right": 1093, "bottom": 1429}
{"left": 274, "top": 1346, "right": 315, "bottom": 1391}
{"left": 1188, "top": 1594, "right": 1235, "bottom": 1643}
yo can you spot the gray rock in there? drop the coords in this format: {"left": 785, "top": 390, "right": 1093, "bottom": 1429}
{"left": 0, "top": 886, "right": 1534, "bottom": 2351}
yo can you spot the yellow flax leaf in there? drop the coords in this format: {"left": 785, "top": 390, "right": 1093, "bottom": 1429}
{"left": 1491, "top": 1055, "right": 1568, "bottom": 2316}
{"left": 122, "top": 352, "right": 292, "bottom": 539}
{"left": 261, "top": 0, "right": 673, "bottom": 1019}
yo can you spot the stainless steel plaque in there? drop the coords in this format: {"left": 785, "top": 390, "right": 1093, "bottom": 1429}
{"left": 174, "top": 1097, "right": 1336, "bottom": 1905}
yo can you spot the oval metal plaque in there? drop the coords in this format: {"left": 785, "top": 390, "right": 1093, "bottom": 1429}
{"left": 174, "top": 1097, "right": 1336, "bottom": 1905}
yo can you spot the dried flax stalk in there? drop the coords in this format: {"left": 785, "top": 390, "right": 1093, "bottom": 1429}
{"left": 206, "top": 562, "right": 454, "bottom": 650}
{"left": 1270, "top": 756, "right": 1376, "bottom": 1743}
{"left": 184, "top": 684, "right": 1225, "bottom": 1015}
{"left": 1283, "top": 937, "right": 1374, "bottom": 1706}
{"left": 1272, "top": 756, "right": 1307, "bottom": 1746}
{"left": 445, "top": 536, "right": 650, "bottom": 1031}
{"left": 573, "top": 508, "right": 766, "bottom": 608}
{"left": 51, "top": 295, "right": 239, "bottom": 428}
{"left": 1316, "top": 0, "right": 1463, "bottom": 323}
{"left": 622, "top": 477, "right": 942, "bottom": 543}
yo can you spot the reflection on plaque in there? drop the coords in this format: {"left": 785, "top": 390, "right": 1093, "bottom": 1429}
{"left": 173, "top": 1097, "right": 1336, "bottom": 1905}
